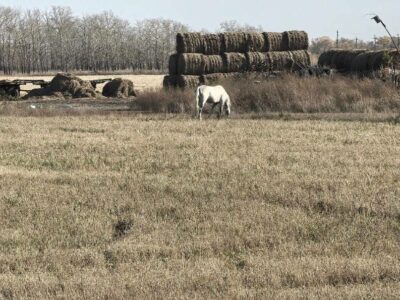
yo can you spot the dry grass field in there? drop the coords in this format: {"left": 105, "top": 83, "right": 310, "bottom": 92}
{"left": 1, "top": 115, "right": 400, "bottom": 298}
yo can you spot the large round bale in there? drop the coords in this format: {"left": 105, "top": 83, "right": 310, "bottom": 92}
{"left": 102, "top": 78, "right": 136, "bottom": 98}
{"left": 163, "top": 75, "right": 178, "bottom": 88}
{"left": 200, "top": 73, "right": 239, "bottom": 85}
{"left": 246, "top": 33, "right": 267, "bottom": 52}
{"left": 351, "top": 51, "right": 376, "bottom": 73}
{"left": 220, "top": 32, "right": 248, "bottom": 53}
{"left": 282, "top": 31, "right": 309, "bottom": 51}
{"left": 26, "top": 73, "right": 96, "bottom": 99}
{"left": 203, "top": 34, "right": 222, "bottom": 55}
{"left": 318, "top": 50, "right": 336, "bottom": 67}
{"left": 203, "top": 55, "right": 225, "bottom": 74}
{"left": 267, "top": 51, "right": 295, "bottom": 71}
{"left": 263, "top": 32, "right": 284, "bottom": 51}
{"left": 177, "top": 53, "right": 205, "bottom": 75}
{"left": 176, "top": 33, "right": 204, "bottom": 53}
{"left": 223, "top": 52, "right": 249, "bottom": 72}
{"left": 246, "top": 52, "right": 272, "bottom": 72}
{"left": 168, "top": 54, "right": 179, "bottom": 75}
{"left": 332, "top": 50, "right": 367, "bottom": 71}
{"left": 369, "top": 50, "right": 400, "bottom": 70}
{"left": 176, "top": 75, "right": 201, "bottom": 88}
{"left": 291, "top": 50, "right": 311, "bottom": 70}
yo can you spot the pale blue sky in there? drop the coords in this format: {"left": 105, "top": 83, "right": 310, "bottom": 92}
{"left": 2, "top": 0, "right": 399, "bottom": 41}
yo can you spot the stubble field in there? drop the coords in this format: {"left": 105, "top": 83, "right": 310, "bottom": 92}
{"left": 0, "top": 115, "right": 400, "bottom": 299}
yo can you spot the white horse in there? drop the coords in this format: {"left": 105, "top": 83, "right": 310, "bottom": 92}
{"left": 195, "top": 85, "right": 231, "bottom": 120}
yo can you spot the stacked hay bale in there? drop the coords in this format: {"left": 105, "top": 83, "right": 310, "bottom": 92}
{"left": 318, "top": 49, "right": 399, "bottom": 74}
{"left": 165, "top": 30, "right": 311, "bottom": 88}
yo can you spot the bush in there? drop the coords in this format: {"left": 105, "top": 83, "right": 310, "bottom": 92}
{"left": 132, "top": 74, "right": 400, "bottom": 114}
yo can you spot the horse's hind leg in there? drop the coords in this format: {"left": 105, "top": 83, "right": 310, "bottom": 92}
{"left": 209, "top": 102, "right": 219, "bottom": 118}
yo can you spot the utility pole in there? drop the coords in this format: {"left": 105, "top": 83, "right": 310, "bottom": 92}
{"left": 355, "top": 37, "right": 358, "bottom": 49}
{"left": 372, "top": 15, "right": 400, "bottom": 53}
{"left": 336, "top": 30, "right": 339, "bottom": 48}
{"left": 373, "top": 35, "right": 377, "bottom": 50}
{"left": 397, "top": 34, "right": 399, "bottom": 48}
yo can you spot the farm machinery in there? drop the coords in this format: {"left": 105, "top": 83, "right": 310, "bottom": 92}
{"left": 0, "top": 78, "right": 112, "bottom": 98}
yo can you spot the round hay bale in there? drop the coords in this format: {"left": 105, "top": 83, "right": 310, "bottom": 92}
{"left": 203, "top": 55, "right": 225, "bottom": 74}
{"left": 263, "top": 32, "right": 284, "bottom": 51}
{"left": 246, "top": 33, "right": 267, "bottom": 52}
{"left": 203, "top": 34, "right": 222, "bottom": 55}
{"left": 176, "top": 75, "right": 201, "bottom": 89}
{"left": 223, "top": 52, "right": 248, "bottom": 72}
{"left": 220, "top": 32, "right": 248, "bottom": 53}
{"left": 168, "top": 54, "right": 179, "bottom": 75}
{"left": 176, "top": 33, "right": 204, "bottom": 53}
{"left": 369, "top": 50, "right": 400, "bottom": 70}
{"left": 200, "top": 73, "right": 239, "bottom": 85}
{"left": 333, "top": 50, "right": 367, "bottom": 71}
{"left": 351, "top": 51, "right": 376, "bottom": 73}
{"left": 291, "top": 50, "right": 311, "bottom": 70}
{"left": 318, "top": 50, "right": 336, "bottom": 67}
{"left": 102, "top": 78, "right": 136, "bottom": 98}
{"left": 177, "top": 53, "right": 205, "bottom": 75}
{"left": 282, "top": 31, "right": 309, "bottom": 51}
{"left": 163, "top": 75, "right": 178, "bottom": 88}
{"left": 246, "top": 52, "right": 272, "bottom": 72}
{"left": 267, "top": 51, "right": 295, "bottom": 71}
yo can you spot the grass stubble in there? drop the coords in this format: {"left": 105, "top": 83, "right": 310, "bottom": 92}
{"left": 0, "top": 115, "right": 400, "bottom": 298}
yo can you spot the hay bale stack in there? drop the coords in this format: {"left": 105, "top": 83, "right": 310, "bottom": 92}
{"left": 246, "top": 52, "right": 271, "bottom": 72}
{"left": 223, "top": 52, "right": 248, "bottom": 73}
{"left": 204, "top": 55, "right": 225, "bottom": 74}
{"left": 102, "top": 78, "right": 136, "bottom": 98}
{"left": 246, "top": 33, "right": 267, "bottom": 52}
{"left": 176, "top": 33, "right": 204, "bottom": 53}
{"left": 26, "top": 73, "right": 96, "bottom": 99}
{"left": 220, "top": 32, "right": 248, "bottom": 53}
{"left": 282, "top": 31, "right": 309, "bottom": 51}
{"left": 168, "top": 54, "right": 179, "bottom": 75}
{"left": 203, "top": 34, "right": 222, "bottom": 55}
{"left": 177, "top": 53, "right": 205, "bottom": 75}
{"left": 264, "top": 32, "right": 284, "bottom": 51}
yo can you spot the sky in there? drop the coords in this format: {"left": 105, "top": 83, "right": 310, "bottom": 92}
{"left": 1, "top": 0, "right": 400, "bottom": 41}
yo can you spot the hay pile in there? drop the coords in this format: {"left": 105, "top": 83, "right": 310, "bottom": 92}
{"left": 282, "top": 31, "right": 309, "bottom": 51}
{"left": 102, "top": 78, "right": 136, "bottom": 98}
{"left": 26, "top": 73, "right": 96, "bottom": 99}
{"left": 166, "top": 30, "right": 310, "bottom": 88}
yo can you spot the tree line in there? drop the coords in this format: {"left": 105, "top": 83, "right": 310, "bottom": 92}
{"left": 0, "top": 6, "right": 397, "bottom": 74}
